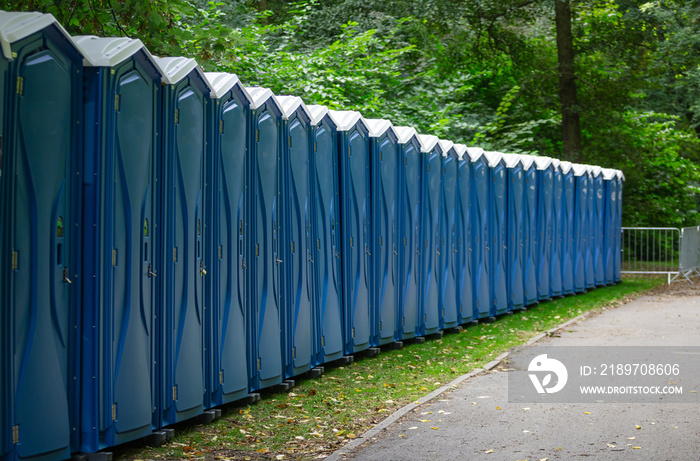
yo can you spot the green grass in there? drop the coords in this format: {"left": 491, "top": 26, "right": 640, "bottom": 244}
{"left": 115, "top": 275, "right": 664, "bottom": 460}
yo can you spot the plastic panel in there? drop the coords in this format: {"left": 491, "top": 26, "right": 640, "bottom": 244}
{"left": 593, "top": 173, "right": 605, "bottom": 286}
{"left": 604, "top": 177, "right": 616, "bottom": 284}
{"left": 80, "top": 52, "right": 160, "bottom": 452}
{"left": 573, "top": 173, "right": 588, "bottom": 292}
{"left": 398, "top": 138, "right": 422, "bottom": 338}
{"left": 285, "top": 113, "right": 313, "bottom": 376}
{"left": 161, "top": 76, "right": 207, "bottom": 426}
{"left": 472, "top": 156, "right": 490, "bottom": 318}
{"left": 439, "top": 151, "right": 459, "bottom": 328}
{"left": 338, "top": 126, "right": 371, "bottom": 354}
{"left": 507, "top": 163, "right": 525, "bottom": 310}
{"left": 312, "top": 118, "right": 343, "bottom": 363}
{"left": 537, "top": 167, "right": 553, "bottom": 300}
{"left": 421, "top": 148, "right": 441, "bottom": 334}
{"left": 456, "top": 159, "right": 474, "bottom": 322}
{"left": 373, "top": 132, "right": 399, "bottom": 345}
{"left": 550, "top": 167, "right": 564, "bottom": 297}
{"left": 249, "top": 105, "right": 284, "bottom": 390}
{"left": 523, "top": 164, "right": 538, "bottom": 306}
{"left": 615, "top": 177, "right": 623, "bottom": 282}
{"left": 7, "top": 33, "right": 81, "bottom": 461}
{"left": 562, "top": 168, "right": 575, "bottom": 294}
{"left": 490, "top": 159, "right": 507, "bottom": 315}
{"left": 210, "top": 88, "right": 249, "bottom": 405}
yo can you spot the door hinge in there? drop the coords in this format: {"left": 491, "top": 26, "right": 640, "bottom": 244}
{"left": 291, "top": 241, "right": 295, "bottom": 254}
{"left": 352, "top": 328, "right": 355, "bottom": 338}
{"left": 174, "top": 109, "right": 179, "bottom": 124}
{"left": 11, "top": 250, "right": 18, "bottom": 270}
{"left": 321, "top": 336, "right": 325, "bottom": 347}
{"left": 255, "top": 130, "right": 259, "bottom": 142}
{"left": 288, "top": 136, "right": 292, "bottom": 148}
{"left": 112, "top": 403, "right": 117, "bottom": 421}
{"left": 314, "top": 142, "right": 317, "bottom": 152}
{"left": 172, "top": 386, "right": 178, "bottom": 401}
{"left": 16, "top": 77, "right": 23, "bottom": 95}
{"left": 112, "top": 249, "right": 118, "bottom": 266}
{"left": 292, "top": 347, "right": 296, "bottom": 359}
{"left": 219, "top": 120, "right": 224, "bottom": 134}
{"left": 114, "top": 94, "right": 120, "bottom": 111}
{"left": 12, "top": 425, "right": 19, "bottom": 444}
{"left": 219, "top": 370, "right": 224, "bottom": 385}
{"left": 173, "top": 247, "right": 177, "bottom": 263}
{"left": 257, "top": 358, "right": 261, "bottom": 371}
{"left": 218, "top": 245, "right": 223, "bottom": 259}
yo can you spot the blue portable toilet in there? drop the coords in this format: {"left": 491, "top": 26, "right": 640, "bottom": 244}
{"left": 520, "top": 155, "right": 538, "bottom": 306}
{"left": 560, "top": 161, "right": 575, "bottom": 295}
{"left": 366, "top": 119, "right": 400, "bottom": 346}
{"left": 550, "top": 159, "right": 564, "bottom": 297}
{"left": 572, "top": 164, "right": 589, "bottom": 293}
{"left": 203, "top": 72, "right": 252, "bottom": 406}
{"left": 602, "top": 168, "right": 617, "bottom": 285}
{"left": 75, "top": 35, "right": 162, "bottom": 451}
{"left": 244, "top": 86, "right": 285, "bottom": 390}
{"left": 0, "top": 12, "right": 83, "bottom": 461}
{"left": 614, "top": 170, "right": 624, "bottom": 283}
{"left": 155, "top": 56, "right": 211, "bottom": 425}
{"left": 276, "top": 96, "right": 314, "bottom": 378}
{"left": 438, "top": 140, "right": 460, "bottom": 329}
{"left": 485, "top": 151, "right": 507, "bottom": 316}
{"left": 454, "top": 144, "right": 474, "bottom": 324}
{"left": 590, "top": 165, "right": 605, "bottom": 286}
{"left": 329, "top": 111, "right": 372, "bottom": 354}
{"left": 417, "top": 134, "right": 442, "bottom": 334}
{"left": 535, "top": 157, "right": 554, "bottom": 300}
{"left": 306, "top": 105, "right": 344, "bottom": 364}
{"left": 502, "top": 154, "right": 525, "bottom": 311}
{"left": 393, "top": 126, "right": 423, "bottom": 340}
{"left": 466, "top": 147, "right": 491, "bottom": 319}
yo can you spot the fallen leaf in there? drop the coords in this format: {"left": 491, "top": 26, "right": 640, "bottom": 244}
{"left": 584, "top": 412, "right": 590, "bottom": 415}
{"left": 409, "top": 427, "right": 418, "bottom": 430}
{"left": 276, "top": 455, "right": 286, "bottom": 460}
{"left": 522, "top": 407, "right": 530, "bottom": 411}
{"left": 607, "top": 444, "right": 616, "bottom": 448}
{"left": 419, "top": 419, "right": 431, "bottom": 423}
{"left": 431, "top": 427, "right": 439, "bottom": 430}
{"left": 636, "top": 425, "right": 641, "bottom": 429}
{"left": 496, "top": 406, "right": 502, "bottom": 410}
{"left": 523, "top": 430, "right": 530, "bottom": 433}
{"left": 258, "top": 448, "right": 270, "bottom": 453}
{"left": 399, "top": 434, "right": 405, "bottom": 437}
{"left": 347, "top": 434, "right": 357, "bottom": 439}
{"left": 484, "top": 449, "right": 494, "bottom": 454}
{"left": 633, "top": 446, "right": 641, "bottom": 449}
{"left": 628, "top": 436, "right": 636, "bottom": 440}
{"left": 471, "top": 402, "right": 477, "bottom": 405}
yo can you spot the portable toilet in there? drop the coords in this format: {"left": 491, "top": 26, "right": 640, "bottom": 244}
{"left": 75, "top": 35, "right": 162, "bottom": 451}
{"left": 203, "top": 73, "right": 252, "bottom": 406}
{"left": 276, "top": 96, "right": 314, "bottom": 378}
{"left": 535, "top": 157, "right": 554, "bottom": 300}
{"left": 0, "top": 11, "right": 83, "bottom": 461}
{"left": 614, "top": 170, "right": 624, "bottom": 283}
{"left": 307, "top": 105, "right": 344, "bottom": 364}
{"left": 485, "top": 151, "right": 507, "bottom": 316}
{"left": 438, "top": 139, "right": 460, "bottom": 329}
{"left": 572, "top": 164, "right": 589, "bottom": 293}
{"left": 329, "top": 111, "right": 371, "bottom": 354}
{"left": 560, "top": 161, "right": 575, "bottom": 295}
{"left": 520, "top": 155, "right": 538, "bottom": 306}
{"left": 590, "top": 165, "right": 605, "bottom": 286}
{"left": 502, "top": 154, "right": 525, "bottom": 311}
{"left": 366, "top": 119, "right": 399, "bottom": 346}
{"left": 393, "top": 126, "right": 423, "bottom": 340}
{"left": 454, "top": 144, "right": 474, "bottom": 324}
{"left": 467, "top": 147, "right": 491, "bottom": 319}
{"left": 243, "top": 86, "right": 285, "bottom": 390}
{"left": 417, "top": 134, "right": 442, "bottom": 334}
{"left": 155, "top": 56, "right": 211, "bottom": 425}
{"left": 602, "top": 168, "right": 617, "bottom": 285}
{"left": 550, "top": 159, "right": 564, "bottom": 297}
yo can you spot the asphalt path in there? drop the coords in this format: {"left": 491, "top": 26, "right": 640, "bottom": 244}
{"left": 329, "top": 286, "right": 700, "bottom": 461}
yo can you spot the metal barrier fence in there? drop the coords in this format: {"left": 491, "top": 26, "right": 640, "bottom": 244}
{"left": 677, "top": 226, "right": 700, "bottom": 282}
{"left": 621, "top": 227, "right": 681, "bottom": 284}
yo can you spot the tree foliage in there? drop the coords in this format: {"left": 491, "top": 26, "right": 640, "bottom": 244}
{"left": 1, "top": 0, "right": 698, "bottom": 226}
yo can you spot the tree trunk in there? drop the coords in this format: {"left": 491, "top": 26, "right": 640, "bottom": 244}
{"left": 555, "top": 0, "right": 582, "bottom": 163}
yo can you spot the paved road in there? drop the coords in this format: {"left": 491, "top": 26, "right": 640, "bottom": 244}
{"left": 330, "top": 291, "right": 700, "bottom": 460}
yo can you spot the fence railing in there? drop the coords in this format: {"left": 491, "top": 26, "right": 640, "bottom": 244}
{"left": 677, "top": 226, "right": 700, "bottom": 282}
{"left": 621, "top": 227, "right": 681, "bottom": 284}
{"left": 621, "top": 226, "right": 700, "bottom": 284}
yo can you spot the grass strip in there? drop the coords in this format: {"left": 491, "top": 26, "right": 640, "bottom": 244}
{"left": 115, "top": 275, "right": 664, "bottom": 460}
